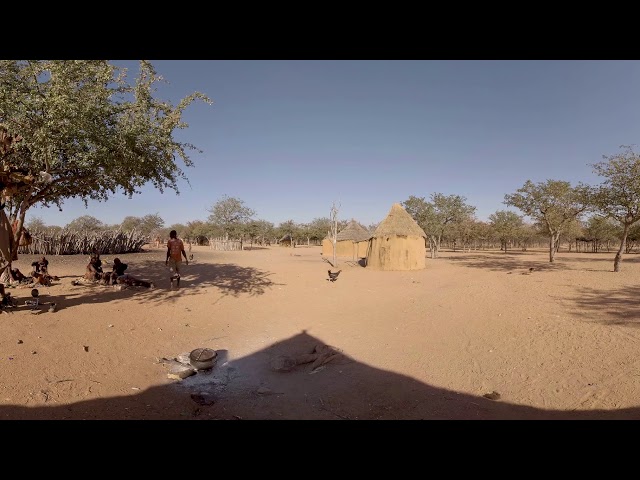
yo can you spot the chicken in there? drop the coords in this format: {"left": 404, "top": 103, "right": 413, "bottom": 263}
{"left": 328, "top": 270, "right": 342, "bottom": 282}
{"left": 189, "top": 254, "right": 194, "bottom": 261}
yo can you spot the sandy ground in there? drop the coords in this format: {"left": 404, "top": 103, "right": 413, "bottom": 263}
{"left": 1, "top": 243, "right": 640, "bottom": 420}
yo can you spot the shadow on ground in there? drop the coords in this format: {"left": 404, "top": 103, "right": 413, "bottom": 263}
{"left": 567, "top": 284, "right": 640, "bottom": 328}
{"left": 7, "top": 253, "right": 283, "bottom": 311}
{"left": 2, "top": 330, "right": 639, "bottom": 420}
{"left": 443, "top": 251, "right": 564, "bottom": 273}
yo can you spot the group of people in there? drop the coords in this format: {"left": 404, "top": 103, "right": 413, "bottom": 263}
{"left": 84, "top": 252, "right": 154, "bottom": 288}
{"left": 83, "top": 230, "right": 189, "bottom": 289}
{"left": 7, "top": 255, "right": 58, "bottom": 286}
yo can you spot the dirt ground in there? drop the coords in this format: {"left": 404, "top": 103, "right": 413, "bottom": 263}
{"left": 1, "top": 243, "right": 640, "bottom": 420}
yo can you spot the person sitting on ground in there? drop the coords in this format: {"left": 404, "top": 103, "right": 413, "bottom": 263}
{"left": 84, "top": 251, "right": 103, "bottom": 281}
{"left": 10, "top": 267, "right": 30, "bottom": 284}
{"left": 31, "top": 256, "right": 49, "bottom": 276}
{"left": 112, "top": 258, "right": 154, "bottom": 288}
{"left": 0, "top": 284, "right": 15, "bottom": 309}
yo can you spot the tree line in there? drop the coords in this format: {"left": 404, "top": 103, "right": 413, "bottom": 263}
{"left": 2, "top": 60, "right": 640, "bottom": 278}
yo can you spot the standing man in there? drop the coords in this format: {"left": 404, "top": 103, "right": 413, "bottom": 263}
{"left": 166, "top": 230, "right": 188, "bottom": 288}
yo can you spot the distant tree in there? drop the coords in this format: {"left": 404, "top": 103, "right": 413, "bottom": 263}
{"left": 25, "top": 216, "right": 46, "bottom": 231}
{"left": 120, "top": 216, "right": 140, "bottom": 233}
{"left": 183, "top": 220, "right": 209, "bottom": 245}
{"left": 207, "top": 195, "right": 255, "bottom": 240}
{"left": 518, "top": 223, "right": 543, "bottom": 251}
{"left": 65, "top": 215, "right": 104, "bottom": 232}
{"left": 489, "top": 210, "right": 524, "bottom": 252}
{"left": 276, "top": 219, "right": 299, "bottom": 245}
{"left": 253, "top": 220, "right": 275, "bottom": 245}
{"left": 626, "top": 222, "right": 640, "bottom": 253}
{"left": 0, "top": 60, "right": 211, "bottom": 278}
{"left": 367, "top": 222, "right": 379, "bottom": 233}
{"left": 448, "top": 215, "right": 477, "bottom": 251}
{"left": 121, "top": 213, "right": 163, "bottom": 237}
{"left": 403, "top": 193, "right": 476, "bottom": 258}
{"left": 243, "top": 221, "right": 262, "bottom": 249}
{"left": 504, "top": 180, "right": 591, "bottom": 263}
{"left": 167, "top": 223, "right": 187, "bottom": 240}
{"left": 582, "top": 215, "right": 621, "bottom": 253}
{"left": 308, "top": 217, "right": 333, "bottom": 240}
{"left": 590, "top": 146, "right": 640, "bottom": 271}
{"left": 139, "top": 213, "right": 164, "bottom": 236}
{"left": 557, "top": 218, "right": 584, "bottom": 252}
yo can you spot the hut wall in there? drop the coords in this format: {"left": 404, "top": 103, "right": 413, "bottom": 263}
{"left": 321, "top": 238, "right": 333, "bottom": 256}
{"left": 322, "top": 239, "right": 370, "bottom": 258}
{"left": 366, "top": 235, "right": 426, "bottom": 271}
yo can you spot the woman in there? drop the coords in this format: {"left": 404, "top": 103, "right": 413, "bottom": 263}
{"left": 112, "top": 258, "right": 154, "bottom": 288}
{"left": 84, "top": 251, "right": 103, "bottom": 281}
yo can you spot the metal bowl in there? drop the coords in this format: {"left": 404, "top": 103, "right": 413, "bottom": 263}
{"left": 189, "top": 348, "right": 218, "bottom": 370}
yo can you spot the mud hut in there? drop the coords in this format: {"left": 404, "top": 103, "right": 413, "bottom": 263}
{"left": 366, "top": 203, "right": 427, "bottom": 271}
{"left": 279, "top": 234, "right": 293, "bottom": 247}
{"left": 322, "top": 219, "right": 371, "bottom": 259}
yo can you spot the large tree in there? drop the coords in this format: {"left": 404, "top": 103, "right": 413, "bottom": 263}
{"left": 504, "top": 180, "right": 591, "bottom": 263}
{"left": 590, "top": 145, "right": 640, "bottom": 271}
{"left": 403, "top": 193, "right": 476, "bottom": 258}
{"left": 0, "top": 60, "right": 211, "bottom": 277}
{"left": 207, "top": 195, "right": 256, "bottom": 240}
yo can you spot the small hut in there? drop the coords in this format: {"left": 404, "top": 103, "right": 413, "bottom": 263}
{"left": 322, "top": 219, "right": 371, "bottom": 260}
{"left": 279, "top": 234, "right": 293, "bottom": 247}
{"left": 366, "top": 203, "right": 427, "bottom": 271}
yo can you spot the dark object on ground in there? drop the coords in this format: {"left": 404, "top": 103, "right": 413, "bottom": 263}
{"left": 190, "top": 393, "right": 215, "bottom": 406}
{"left": 483, "top": 391, "right": 501, "bottom": 401}
{"left": 189, "top": 348, "right": 217, "bottom": 370}
{"left": 328, "top": 270, "right": 342, "bottom": 282}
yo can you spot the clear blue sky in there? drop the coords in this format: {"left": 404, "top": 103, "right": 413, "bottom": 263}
{"left": 29, "top": 60, "right": 640, "bottom": 228}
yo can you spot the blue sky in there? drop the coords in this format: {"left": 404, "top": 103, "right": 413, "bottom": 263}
{"left": 29, "top": 60, "right": 640, "bottom": 228}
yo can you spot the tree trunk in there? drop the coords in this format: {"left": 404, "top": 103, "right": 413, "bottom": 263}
{"left": 548, "top": 232, "right": 560, "bottom": 262}
{"left": 614, "top": 223, "right": 630, "bottom": 272}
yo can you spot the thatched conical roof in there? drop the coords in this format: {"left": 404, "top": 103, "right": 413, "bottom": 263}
{"left": 336, "top": 219, "right": 371, "bottom": 242}
{"left": 372, "top": 203, "right": 427, "bottom": 238}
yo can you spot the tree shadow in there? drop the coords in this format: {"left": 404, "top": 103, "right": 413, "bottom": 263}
{"left": 3, "top": 330, "right": 640, "bottom": 420}
{"left": 8, "top": 254, "right": 282, "bottom": 311}
{"left": 443, "top": 252, "right": 564, "bottom": 273}
{"left": 566, "top": 285, "right": 640, "bottom": 328}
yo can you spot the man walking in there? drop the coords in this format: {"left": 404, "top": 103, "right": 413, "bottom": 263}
{"left": 166, "top": 230, "right": 188, "bottom": 288}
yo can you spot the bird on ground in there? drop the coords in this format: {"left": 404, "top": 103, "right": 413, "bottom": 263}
{"left": 48, "top": 303, "right": 57, "bottom": 313}
{"left": 189, "top": 254, "right": 194, "bottom": 261}
{"left": 328, "top": 270, "right": 342, "bottom": 282}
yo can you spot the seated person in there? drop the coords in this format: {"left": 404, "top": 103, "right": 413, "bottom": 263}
{"left": 31, "top": 256, "right": 49, "bottom": 277}
{"left": 84, "top": 251, "right": 103, "bottom": 281}
{"left": 112, "top": 258, "right": 154, "bottom": 288}
{"left": 10, "top": 267, "right": 30, "bottom": 284}
{"left": 0, "top": 283, "right": 14, "bottom": 308}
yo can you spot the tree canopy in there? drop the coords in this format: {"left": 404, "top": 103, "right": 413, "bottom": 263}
{"left": 207, "top": 195, "right": 256, "bottom": 238}
{"left": 0, "top": 60, "right": 212, "bottom": 271}
{"left": 504, "top": 179, "right": 591, "bottom": 262}
{"left": 590, "top": 145, "right": 640, "bottom": 271}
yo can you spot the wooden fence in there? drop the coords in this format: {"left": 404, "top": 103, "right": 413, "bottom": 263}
{"left": 207, "top": 237, "right": 243, "bottom": 251}
{"left": 18, "top": 229, "right": 148, "bottom": 255}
